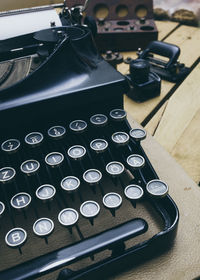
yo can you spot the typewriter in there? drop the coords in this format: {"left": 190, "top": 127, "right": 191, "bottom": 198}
{"left": 0, "top": 4, "right": 179, "bottom": 280}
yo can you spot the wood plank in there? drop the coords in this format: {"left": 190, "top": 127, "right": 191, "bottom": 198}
{"left": 154, "top": 63, "right": 200, "bottom": 153}
{"left": 171, "top": 108, "right": 200, "bottom": 183}
{"left": 123, "top": 25, "right": 200, "bottom": 124}
{"left": 145, "top": 101, "right": 168, "bottom": 135}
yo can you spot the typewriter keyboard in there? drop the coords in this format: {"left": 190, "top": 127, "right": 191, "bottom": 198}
{"left": 0, "top": 109, "right": 167, "bottom": 277}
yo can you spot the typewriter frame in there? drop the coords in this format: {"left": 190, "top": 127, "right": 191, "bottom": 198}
{"left": 0, "top": 26, "right": 179, "bottom": 280}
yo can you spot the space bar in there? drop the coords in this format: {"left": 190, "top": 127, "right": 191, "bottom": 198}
{"left": 1, "top": 218, "right": 148, "bottom": 280}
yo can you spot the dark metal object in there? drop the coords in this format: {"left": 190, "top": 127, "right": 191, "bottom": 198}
{"left": 138, "top": 41, "right": 190, "bottom": 82}
{"left": 0, "top": 25, "right": 179, "bottom": 280}
{"left": 102, "top": 51, "right": 123, "bottom": 68}
{"left": 84, "top": 0, "right": 158, "bottom": 51}
{"left": 126, "top": 58, "right": 161, "bottom": 102}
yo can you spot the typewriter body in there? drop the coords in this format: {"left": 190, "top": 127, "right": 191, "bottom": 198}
{"left": 0, "top": 6, "right": 179, "bottom": 280}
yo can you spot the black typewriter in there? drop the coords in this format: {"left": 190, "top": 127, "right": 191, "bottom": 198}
{"left": 0, "top": 6, "right": 179, "bottom": 280}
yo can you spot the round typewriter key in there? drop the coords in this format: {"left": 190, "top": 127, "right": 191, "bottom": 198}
{"left": 127, "top": 154, "right": 145, "bottom": 169}
{"left": 83, "top": 169, "right": 102, "bottom": 185}
{"left": 124, "top": 184, "right": 144, "bottom": 208}
{"left": 1, "top": 139, "right": 20, "bottom": 153}
{"left": 69, "top": 120, "right": 87, "bottom": 133}
{"left": 20, "top": 160, "right": 40, "bottom": 175}
{"left": 48, "top": 126, "right": 66, "bottom": 139}
{"left": 106, "top": 161, "right": 124, "bottom": 177}
{"left": 0, "top": 167, "right": 16, "bottom": 183}
{"left": 61, "top": 176, "right": 80, "bottom": 192}
{"left": 103, "top": 192, "right": 122, "bottom": 216}
{"left": 80, "top": 201, "right": 100, "bottom": 225}
{"left": 11, "top": 192, "right": 31, "bottom": 210}
{"left": 0, "top": 201, "right": 5, "bottom": 217}
{"left": 68, "top": 145, "right": 86, "bottom": 160}
{"left": 33, "top": 218, "right": 54, "bottom": 238}
{"left": 130, "top": 128, "right": 147, "bottom": 142}
{"left": 25, "top": 132, "right": 43, "bottom": 146}
{"left": 90, "top": 139, "right": 108, "bottom": 153}
{"left": 5, "top": 228, "right": 27, "bottom": 248}
{"left": 90, "top": 114, "right": 108, "bottom": 126}
{"left": 146, "top": 180, "right": 168, "bottom": 198}
{"left": 36, "top": 184, "right": 56, "bottom": 201}
{"left": 110, "top": 109, "right": 127, "bottom": 121}
{"left": 58, "top": 208, "right": 79, "bottom": 227}
{"left": 112, "top": 132, "right": 129, "bottom": 146}
{"left": 45, "top": 152, "right": 64, "bottom": 167}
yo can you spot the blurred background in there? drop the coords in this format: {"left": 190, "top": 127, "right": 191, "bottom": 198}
{"left": 0, "top": 0, "right": 199, "bottom": 26}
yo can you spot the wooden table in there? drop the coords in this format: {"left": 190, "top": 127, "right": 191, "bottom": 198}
{"left": 118, "top": 21, "right": 200, "bottom": 185}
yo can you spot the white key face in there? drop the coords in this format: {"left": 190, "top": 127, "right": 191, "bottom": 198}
{"left": 110, "top": 109, "right": 127, "bottom": 121}
{"left": 58, "top": 208, "right": 79, "bottom": 226}
{"left": 5, "top": 228, "right": 27, "bottom": 247}
{"left": 130, "top": 129, "right": 146, "bottom": 141}
{"left": 146, "top": 180, "right": 168, "bottom": 197}
{"left": 112, "top": 132, "right": 129, "bottom": 145}
{"left": 69, "top": 120, "right": 87, "bottom": 132}
{"left": 103, "top": 193, "right": 122, "bottom": 209}
{"left": 124, "top": 185, "right": 144, "bottom": 200}
{"left": 20, "top": 160, "right": 40, "bottom": 174}
{"left": 90, "top": 114, "right": 108, "bottom": 126}
{"left": 0, "top": 201, "right": 5, "bottom": 216}
{"left": 106, "top": 162, "right": 124, "bottom": 176}
{"left": 33, "top": 218, "right": 54, "bottom": 237}
{"left": 127, "top": 155, "right": 145, "bottom": 169}
{"left": 36, "top": 185, "right": 56, "bottom": 200}
{"left": 1, "top": 139, "right": 20, "bottom": 153}
{"left": 83, "top": 169, "right": 102, "bottom": 184}
{"left": 80, "top": 201, "right": 100, "bottom": 218}
{"left": 68, "top": 145, "right": 86, "bottom": 160}
{"left": 45, "top": 152, "right": 64, "bottom": 167}
{"left": 0, "top": 167, "right": 16, "bottom": 182}
{"left": 48, "top": 126, "right": 66, "bottom": 139}
{"left": 61, "top": 176, "right": 80, "bottom": 192}
{"left": 25, "top": 132, "right": 43, "bottom": 146}
{"left": 90, "top": 139, "right": 108, "bottom": 153}
{"left": 11, "top": 193, "right": 31, "bottom": 209}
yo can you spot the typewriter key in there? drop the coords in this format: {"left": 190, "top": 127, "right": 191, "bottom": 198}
{"left": 33, "top": 218, "right": 54, "bottom": 241}
{"left": 48, "top": 126, "right": 66, "bottom": 139}
{"left": 0, "top": 201, "right": 5, "bottom": 217}
{"left": 90, "top": 139, "right": 108, "bottom": 153}
{"left": 106, "top": 161, "right": 124, "bottom": 177}
{"left": 0, "top": 167, "right": 16, "bottom": 183}
{"left": 112, "top": 132, "right": 130, "bottom": 146}
{"left": 11, "top": 192, "right": 31, "bottom": 210}
{"left": 80, "top": 200, "right": 100, "bottom": 225}
{"left": 20, "top": 160, "right": 40, "bottom": 175}
{"left": 90, "top": 114, "right": 108, "bottom": 127}
{"left": 69, "top": 120, "right": 87, "bottom": 133}
{"left": 25, "top": 132, "right": 44, "bottom": 146}
{"left": 129, "top": 128, "right": 147, "bottom": 142}
{"left": 68, "top": 145, "right": 86, "bottom": 160}
{"left": 124, "top": 185, "right": 144, "bottom": 208}
{"left": 45, "top": 152, "right": 64, "bottom": 167}
{"left": 127, "top": 155, "right": 145, "bottom": 169}
{"left": 36, "top": 185, "right": 56, "bottom": 201}
{"left": 5, "top": 228, "right": 27, "bottom": 248}
{"left": 83, "top": 169, "right": 102, "bottom": 185}
{"left": 61, "top": 176, "right": 80, "bottom": 193}
{"left": 103, "top": 192, "right": 122, "bottom": 216}
{"left": 110, "top": 109, "right": 127, "bottom": 121}
{"left": 1, "top": 139, "right": 20, "bottom": 153}
{"left": 146, "top": 180, "right": 168, "bottom": 198}
{"left": 58, "top": 208, "right": 79, "bottom": 227}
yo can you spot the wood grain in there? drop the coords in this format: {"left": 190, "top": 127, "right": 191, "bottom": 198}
{"left": 154, "top": 63, "right": 200, "bottom": 153}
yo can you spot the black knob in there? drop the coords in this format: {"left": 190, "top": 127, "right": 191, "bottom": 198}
{"left": 130, "top": 59, "right": 150, "bottom": 84}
